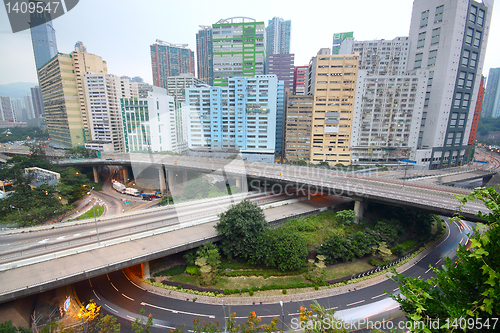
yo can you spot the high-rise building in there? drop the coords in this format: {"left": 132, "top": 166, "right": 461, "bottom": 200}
{"left": 150, "top": 41, "right": 195, "bottom": 89}
{"left": 84, "top": 74, "right": 138, "bottom": 152}
{"left": 469, "top": 75, "right": 485, "bottom": 145}
{"left": 212, "top": 17, "right": 266, "bottom": 86}
{"left": 166, "top": 73, "right": 205, "bottom": 104}
{"left": 138, "top": 82, "right": 154, "bottom": 98}
{"left": 24, "top": 93, "right": 35, "bottom": 120}
{"left": 11, "top": 98, "right": 24, "bottom": 122}
{"left": 284, "top": 93, "right": 313, "bottom": 162}
{"left": 306, "top": 53, "right": 359, "bottom": 165}
{"left": 29, "top": 7, "right": 58, "bottom": 70}
{"left": 196, "top": 26, "right": 213, "bottom": 85}
{"left": 121, "top": 87, "right": 184, "bottom": 154}
{"left": 481, "top": 68, "right": 500, "bottom": 118}
{"left": 0, "top": 96, "right": 14, "bottom": 122}
{"left": 293, "top": 66, "right": 308, "bottom": 95}
{"left": 351, "top": 71, "right": 429, "bottom": 163}
{"left": 266, "top": 17, "right": 291, "bottom": 68}
{"left": 30, "top": 86, "right": 44, "bottom": 118}
{"left": 332, "top": 32, "right": 354, "bottom": 55}
{"left": 131, "top": 77, "right": 144, "bottom": 83}
{"left": 268, "top": 54, "right": 294, "bottom": 91}
{"left": 74, "top": 41, "right": 87, "bottom": 52}
{"left": 38, "top": 51, "right": 107, "bottom": 148}
{"left": 350, "top": 37, "right": 410, "bottom": 75}
{"left": 407, "top": 0, "right": 493, "bottom": 169}
{"left": 186, "top": 75, "right": 282, "bottom": 163}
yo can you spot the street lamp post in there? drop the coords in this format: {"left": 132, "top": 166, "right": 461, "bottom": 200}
{"left": 403, "top": 149, "right": 410, "bottom": 187}
{"left": 280, "top": 301, "right": 284, "bottom": 332}
{"left": 87, "top": 187, "right": 100, "bottom": 247}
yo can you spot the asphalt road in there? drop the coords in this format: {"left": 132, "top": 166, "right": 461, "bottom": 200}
{"left": 74, "top": 218, "right": 472, "bottom": 332}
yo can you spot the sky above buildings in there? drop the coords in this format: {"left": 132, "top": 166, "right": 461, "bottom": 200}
{"left": 1, "top": 0, "right": 499, "bottom": 86}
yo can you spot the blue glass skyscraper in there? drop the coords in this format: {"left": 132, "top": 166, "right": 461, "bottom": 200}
{"left": 30, "top": 8, "right": 58, "bottom": 70}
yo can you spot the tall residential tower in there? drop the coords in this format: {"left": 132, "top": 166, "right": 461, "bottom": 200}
{"left": 150, "top": 40, "right": 195, "bottom": 89}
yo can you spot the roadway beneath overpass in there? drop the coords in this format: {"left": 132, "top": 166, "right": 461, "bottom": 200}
{"left": 0, "top": 194, "right": 345, "bottom": 303}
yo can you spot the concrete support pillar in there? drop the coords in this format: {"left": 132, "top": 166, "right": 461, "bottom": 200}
{"left": 122, "top": 168, "right": 129, "bottom": 185}
{"left": 159, "top": 166, "right": 166, "bottom": 194}
{"left": 354, "top": 200, "right": 364, "bottom": 222}
{"left": 93, "top": 166, "right": 99, "bottom": 184}
{"left": 182, "top": 171, "right": 187, "bottom": 185}
{"left": 235, "top": 177, "right": 241, "bottom": 189}
{"left": 141, "top": 261, "right": 150, "bottom": 279}
{"left": 167, "top": 169, "right": 175, "bottom": 191}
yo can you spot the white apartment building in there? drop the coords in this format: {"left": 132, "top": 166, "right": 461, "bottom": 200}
{"left": 351, "top": 71, "right": 429, "bottom": 163}
{"left": 121, "top": 87, "right": 184, "bottom": 154}
{"left": 84, "top": 73, "right": 138, "bottom": 152}
{"left": 407, "top": 0, "right": 493, "bottom": 169}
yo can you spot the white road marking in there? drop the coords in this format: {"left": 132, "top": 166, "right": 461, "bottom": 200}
{"left": 122, "top": 271, "right": 131, "bottom": 281}
{"left": 129, "top": 280, "right": 145, "bottom": 291}
{"left": 122, "top": 293, "right": 134, "bottom": 301}
{"left": 425, "top": 267, "right": 433, "bottom": 274}
{"left": 38, "top": 239, "right": 49, "bottom": 244}
{"left": 126, "top": 315, "right": 135, "bottom": 321}
{"left": 460, "top": 237, "right": 464, "bottom": 245}
{"left": 106, "top": 273, "right": 110, "bottom": 281}
{"left": 141, "top": 302, "right": 215, "bottom": 319}
{"left": 155, "top": 324, "right": 176, "bottom": 329}
{"left": 326, "top": 306, "right": 338, "bottom": 310}
{"left": 346, "top": 300, "right": 365, "bottom": 307}
{"left": 92, "top": 290, "right": 101, "bottom": 301}
{"left": 110, "top": 282, "right": 118, "bottom": 292}
{"left": 393, "top": 287, "right": 400, "bottom": 292}
{"left": 372, "top": 293, "right": 386, "bottom": 299}
{"left": 104, "top": 304, "right": 118, "bottom": 313}
{"left": 435, "top": 259, "right": 441, "bottom": 265}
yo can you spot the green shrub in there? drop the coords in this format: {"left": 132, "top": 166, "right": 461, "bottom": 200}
{"left": 249, "top": 290, "right": 254, "bottom": 296}
{"left": 177, "top": 285, "right": 182, "bottom": 290}
{"left": 401, "top": 239, "right": 418, "bottom": 251}
{"left": 153, "top": 265, "right": 187, "bottom": 277}
{"left": 282, "top": 289, "right": 287, "bottom": 294}
{"left": 186, "top": 265, "right": 200, "bottom": 276}
{"left": 314, "top": 285, "right": 319, "bottom": 291}
{"left": 369, "top": 258, "right": 391, "bottom": 267}
{"left": 391, "top": 244, "right": 405, "bottom": 257}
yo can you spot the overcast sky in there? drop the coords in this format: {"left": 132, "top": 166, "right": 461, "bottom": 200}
{"left": 0, "top": 0, "right": 499, "bottom": 85}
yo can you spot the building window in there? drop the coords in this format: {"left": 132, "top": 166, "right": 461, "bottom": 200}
{"left": 458, "top": 72, "right": 466, "bottom": 88}
{"left": 459, "top": 113, "right": 466, "bottom": 126}
{"left": 461, "top": 50, "right": 470, "bottom": 67}
{"left": 462, "top": 93, "right": 470, "bottom": 108}
{"left": 424, "top": 91, "right": 431, "bottom": 107}
{"left": 478, "top": 8, "right": 485, "bottom": 27}
{"left": 417, "top": 32, "right": 426, "bottom": 48}
{"left": 469, "top": 5, "right": 477, "bottom": 24}
{"left": 465, "top": 28, "right": 474, "bottom": 46}
{"left": 455, "top": 132, "right": 462, "bottom": 145}
{"left": 473, "top": 30, "right": 482, "bottom": 48}
{"left": 414, "top": 53, "right": 423, "bottom": 69}
{"left": 470, "top": 52, "right": 478, "bottom": 68}
{"left": 428, "top": 71, "right": 434, "bottom": 87}
{"left": 421, "top": 10, "right": 429, "bottom": 28}
{"left": 435, "top": 5, "right": 444, "bottom": 23}
{"left": 466, "top": 73, "right": 474, "bottom": 89}
{"left": 428, "top": 49, "right": 438, "bottom": 66}
{"left": 450, "top": 112, "right": 458, "bottom": 127}
{"left": 431, "top": 27, "right": 441, "bottom": 45}
{"left": 454, "top": 92, "right": 462, "bottom": 108}
{"left": 446, "top": 132, "right": 453, "bottom": 146}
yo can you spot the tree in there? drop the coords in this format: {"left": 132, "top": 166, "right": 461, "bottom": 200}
{"left": 0, "top": 320, "right": 31, "bottom": 333}
{"left": 264, "top": 228, "right": 308, "bottom": 271}
{"left": 131, "top": 309, "right": 153, "bottom": 333}
{"left": 317, "top": 234, "right": 355, "bottom": 263}
{"left": 75, "top": 300, "right": 100, "bottom": 332}
{"left": 295, "top": 301, "right": 348, "bottom": 333}
{"left": 388, "top": 187, "right": 500, "bottom": 332}
{"left": 336, "top": 210, "right": 356, "bottom": 225}
{"left": 183, "top": 176, "right": 211, "bottom": 200}
{"left": 95, "top": 314, "right": 121, "bottom": 333}
{"left": 215, "top": 200, "right": 267, "bottom": 260}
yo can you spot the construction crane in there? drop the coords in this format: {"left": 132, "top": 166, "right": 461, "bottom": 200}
{"left": 155, "top": 39, "right": 189, "bottom": 48}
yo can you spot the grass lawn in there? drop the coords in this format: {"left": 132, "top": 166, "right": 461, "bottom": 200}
{"left": 324, "top": 259, "right": 374, "bottom": 280}
{"left": 73, "top": 205, "right": 104, "bottom": 220}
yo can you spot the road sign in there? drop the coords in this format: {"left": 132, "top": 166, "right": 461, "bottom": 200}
{"left": 402, "top": 159, "right": 417, "bottom": 164}
{"left": 473, "top": 160, "right": 488, "bottom": 164}
{"left": 125, "top": 201, "right": 130, "bottom": 204}
{"left": 63, "top": 297, "right": 70, "bottom": 312}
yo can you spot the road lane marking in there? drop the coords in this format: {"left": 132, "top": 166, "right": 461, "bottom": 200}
{"left": 126, "top": 315, "right": 135, "bottom": 321}
{"left": 425, "top": 267, "right": 433, "bottom": 274}
{"left": 92, "top": 290, "right": 101, "bottom": 301}
{"left": 104, "top": 304, "right": 118, "bottom": 313}
{"left": 106, "top": 274, "right": 110, "bottom": 281}
{"left": 88, "top": 279, "right": 92, "bottom": 287}
{"left": 326, "top": 306, "right": 338, "bottom": 310}
{"left": 122, "top": 293, "right": 134, "bottom": 301}
{"left": 129, "top": 280, "right": 145, "bottom": 291}
{"left": 393, "top": 287, "right": 399, "bottom": 292}
{"left": 156, "top": 324, "right": 175, "bottom": 329}
{"left": 346, "top": 300, "right": 365, "bottom": 307}
{"left": 110, "top": 282, "right": 118, "bottom": 292}
{"left": 122, "top": 270, "right": 131, "bottom": 281}
{"left": 460, "top": 237, "right": 464, "bottom": 245}
{"left": 435, "top": 259, "right": 441, "bottom": 265}
{"left": 372, "top": 293, "right": 386, "bottom": 299}
{"left": 141, "top": 302, "right": 215, "bottom": 318}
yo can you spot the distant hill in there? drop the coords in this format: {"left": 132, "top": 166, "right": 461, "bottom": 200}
{"left": 0, "top": 82, "right": 38, "bottom": 99}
